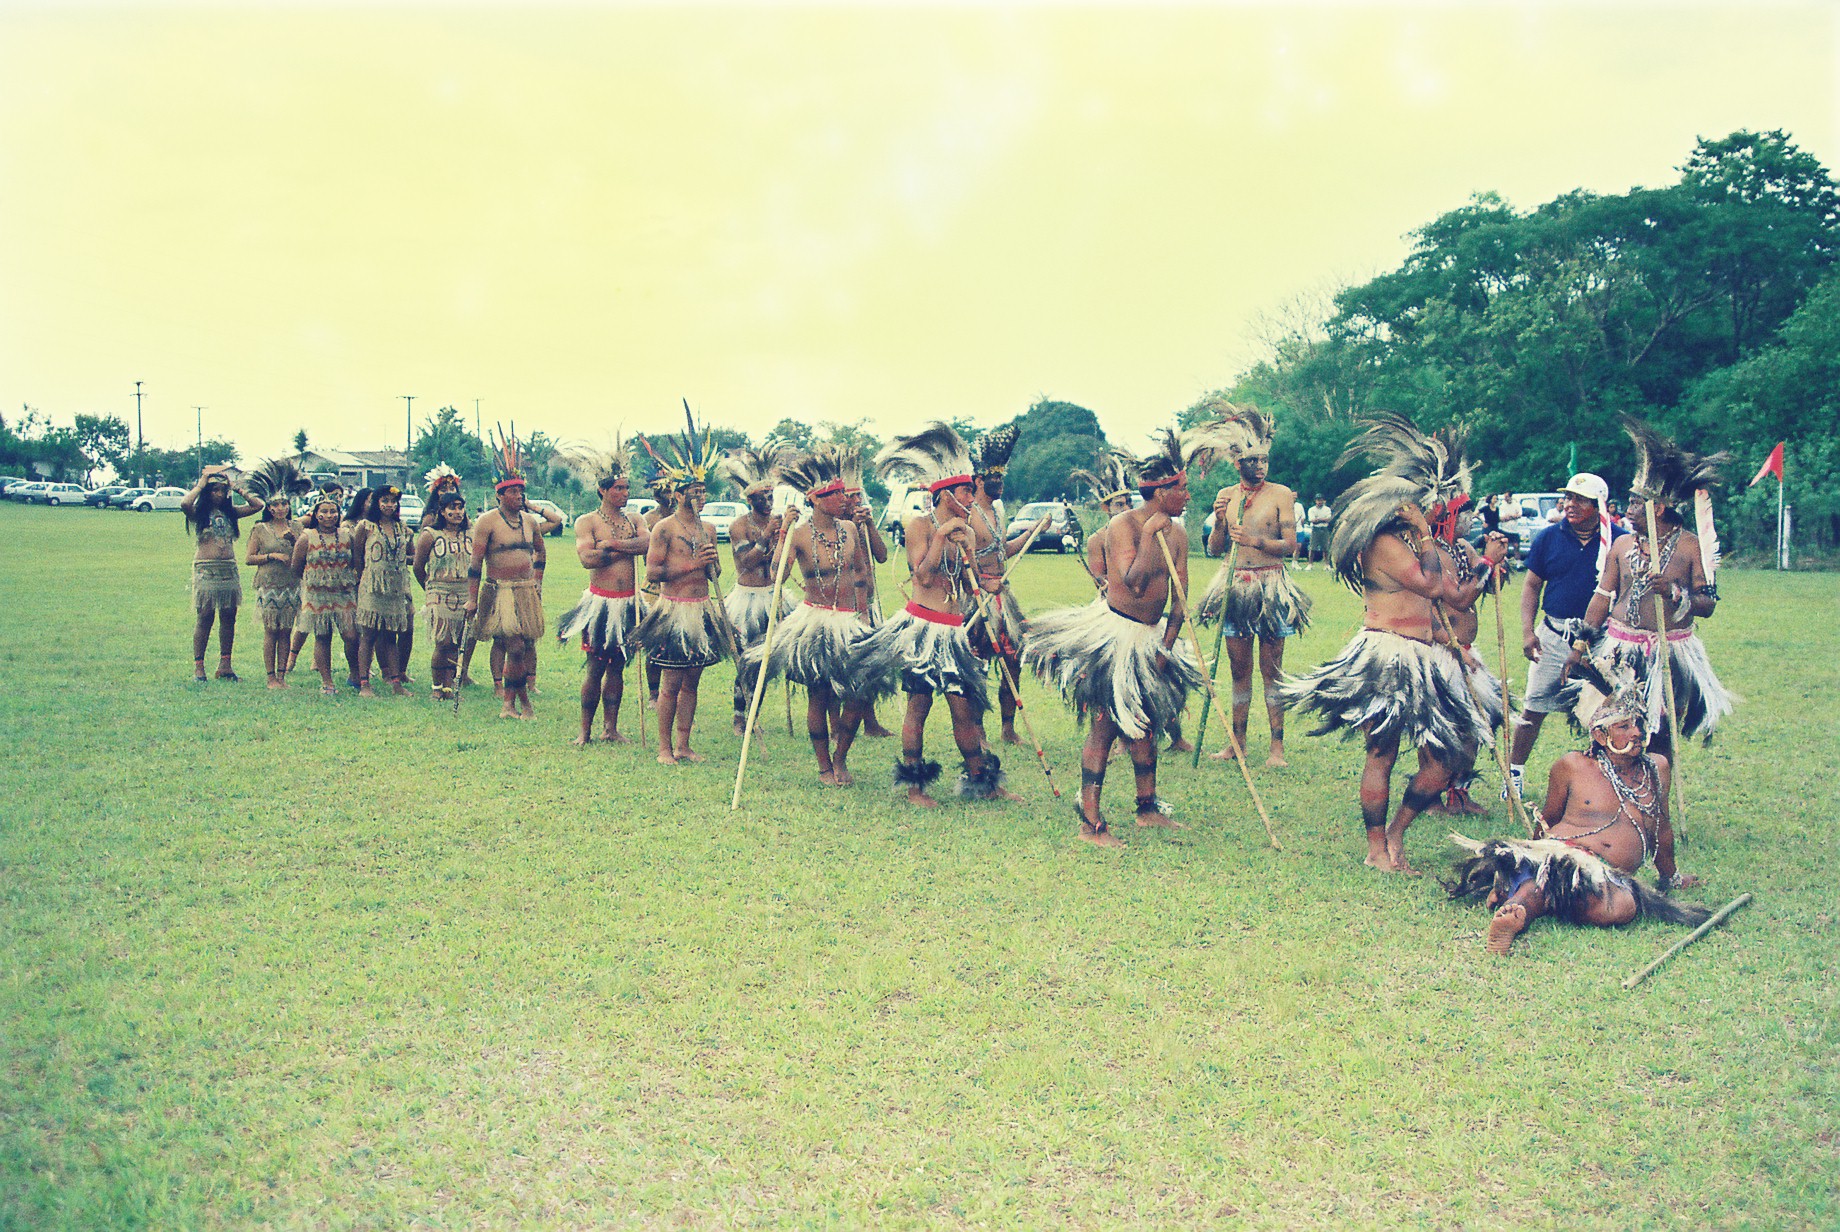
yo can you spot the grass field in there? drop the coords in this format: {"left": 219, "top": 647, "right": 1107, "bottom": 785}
{"left": 1, "top": 504, "right": 1835, "bottom": 1229}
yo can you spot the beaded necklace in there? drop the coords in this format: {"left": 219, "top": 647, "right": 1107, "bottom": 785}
{"left": 1622, "top": 527, "right": 1681, "bottom": 624}
{"left": 810, "top": 516, "right": 850, "bottom": 608}
{"left": 1573, "top": 747, "right": 1662, "bottom": 867}
{"left": 927, "top": 510, "right": 967, "bottom": 598}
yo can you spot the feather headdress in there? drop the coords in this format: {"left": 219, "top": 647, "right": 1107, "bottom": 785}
{"left": 247, "top": 458, "right": 311, "bottom": 503}
{"left": 1567, "top": 657, "right": 1648, "bottom": 742}
{"left": 1623, "top": 415, "right": 1728, "bottom": 508}
{"left": 423, "top": 462, "right": 461, "bottom": 493}
{"left": 779, "top": 443, "right": 849, "bottom": 498}
{"left": 1192, "top": 396, "right": 1275, "bottom": 459}
{"left": 489, "top": 424, "right": 528, "bottom": 491}
{"left": 1070, "top": 447, "right": 1141, "bottom": 505}
{"left": 874, "top": 422, "right": 976, "bottom": 495}
{"left": 640, "top": 400, "right": 719, "bottom": 489}
{"left": 716, "top": 439, "right": 791, "bottom": 496}
{"left": 1325, "top": 413, "right": 1472, "bottom": 591}
{"left": 971, "top": 424, "right": 1020, "bottom": 477}
{"left": 1180, "top": 415, "right": 1260, "bottom": 478}
{"left": 839, "top": 441, "right": 867, "bottom": 493}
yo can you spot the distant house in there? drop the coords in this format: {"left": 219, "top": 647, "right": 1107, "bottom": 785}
{"left": 281, "top": 448, "right": 411, "bottom": 492}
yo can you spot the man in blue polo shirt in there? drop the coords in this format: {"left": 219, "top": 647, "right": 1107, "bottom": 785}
{"left": 1505, "top": 473, "right": 1625, "bottom": 800}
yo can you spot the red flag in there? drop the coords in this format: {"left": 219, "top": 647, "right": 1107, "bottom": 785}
{"left": 1748, "top": 441, "right": 1784, "bottom": 488}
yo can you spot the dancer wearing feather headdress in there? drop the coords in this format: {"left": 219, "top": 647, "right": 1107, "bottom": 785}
{"left": 418, "top": 463, "right": 463, "bottom": 531}
{"left": 749, "top": 444, "right": 882, "bottom": 784}
{"left": 244, "top": 460, "right": 310, "bottom": 687}
{"left": 558, "top": 444, "right": 652, "bottom": 743}
{"left": 636, "top": 408, "right": 737, "bottom": 764}
{"left": 1563, "top": 417, "right": 1733, "bottom": 755}
{"left": 849, "top": 423, "right": 1021, "bottom": 807}
{"left": 1445, "top": 670, "right": 1707, "bottom": 955}
{"left": 414, "top": 489, "right": 473, "bottom": 701}
{"left": 1195, "top": 403, "right": 1313, "bottom": 767}
{"left": 466, "top": 427, "right": 547, "bottom": 720}
{"left": 717, "top": 441, "right": 796, "bottom": 734}
{"left": 964, "top": 425, "right": 1040, "bottom": 745}
{"left": 1024, "top": 426, "right": 1208, "bottom": 845}
{"left": 1277, "top": 414, "right": 1494, "bottom": 874}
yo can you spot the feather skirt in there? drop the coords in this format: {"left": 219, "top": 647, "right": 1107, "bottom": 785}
{"left": 556, "top": 588, "right": 643, "bottom": 664}
{"left": 636, "top": 596, "right": 734, "bottom": 669}
{"left": 1195, "top": 564, "right": 1312, "bottom": 637}
{"left": 1024, "top": 600, "right": 1204, "bottom": 741}
{"left": 965, "top": 589, "right": 1027, "bottom": 658}
{"left": 472, "top": 578, "right": 546, "bottom": 641}
{"left": 846, "top": 605, "right": 989, "bottom": 715}
{"left": 724, "top": 583, "right": 796, "bottom": 646}
{"left": 1600, "top": 620, "right": 1735, "bottom": 742}
{"left": 1279, "top": 628, "right": 1490, "bottom": 766}
{"left": 751, "top": 603, "right": 868, "bottom": 690}
{"left": 1444, "top": 834, "right": 1710, "bottom": 927}
{"left": 191, "top": 560, "right": 242, "bottom": 614}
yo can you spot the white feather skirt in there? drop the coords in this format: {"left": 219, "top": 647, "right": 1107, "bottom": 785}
{"left": 1024, "top": 600, "right": 1204, "bottom": 741}
{"left": 557, "top": 587, "right": 644, "bottom": 664}
{"left": 1601, "top": 620, "right": 1735, "bottom": 742}
{"left": 750, "top": 602, "right": 867, "bottom": 689}
{"left": 724, "top": 583, "right": 796, "bottom": 646}
{"left": 635, "top": 595, "right": 735, "bottom": 669}
{"left": 845, "top": 604, "right": 990, "bottom": 714}
{"left": 1279, "top": 628, "right": 1490, "bottom": 766}
{"left": 1195, "top": 563, "right": 1312, "bottom": 637}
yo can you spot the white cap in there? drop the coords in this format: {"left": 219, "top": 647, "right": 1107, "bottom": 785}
{"left": 1562, "top": 472, "right": 1609, "bottom": 508}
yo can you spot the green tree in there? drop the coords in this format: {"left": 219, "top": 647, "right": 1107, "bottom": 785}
{"left": 410, "top": 407, "right": 489, "bottom": 486}
{"left": 72, "top": 413, "right": 131, "bottom": 484}
{"left": 293, "top": 428, "right": 309, "bottom": 454}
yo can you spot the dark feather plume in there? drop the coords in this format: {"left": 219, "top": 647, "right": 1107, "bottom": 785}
{"left": 972, "top": 424, "right": 1020, "bottom": 475}
{"left": 779, "top": 443, "right": 847, "bottom": 495}
{"left": 874, "top": 422, "right": 974, "bottom": 487}
{"left": 1623, "top": 415, "right": 1729, "bottom": 507}
{"left": 248, "top": 458, "right": 311, "bottom": 501}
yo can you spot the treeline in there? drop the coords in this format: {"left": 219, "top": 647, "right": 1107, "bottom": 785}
{"left": 1185, "top": 129, "right": 1839, "bottom": 560}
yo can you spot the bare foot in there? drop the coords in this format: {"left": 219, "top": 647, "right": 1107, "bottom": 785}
{"left": 1208, "top": 747, "right": 1235, "bottom": 762}
{"left": 1167, "top": 737, "right": 1195, "bottom": 754}
{"left": 391, "top": 680, "right": 408, "bottom": 696}
{"left": 1079, "top": 820, "right": 1125, "bottom": 848}
{"left": 603, "top": 730, "right": 632, "bottom": 745}
{"left": 818, "top": 770, "right": 839, "bottom": 787}
{"left": 1487, "top": 902, "right": 1529, "bottom": 954}
{"left": 498, "top": 708, "right": 519, "bottom": 720}
{"left": 320, "top": 684, "right": 338, "bottom": 697}
{"left": 516, "top": 710, "right": 537, "bottom": 721}
{"left": 458, "top": 673, "right": 476, "bottom": 687}
{"left": 1265, "top": 749, "right": 1288, "bottom": 768}
{"left": 863, "top": 722, "right": 894, "bottom": 738}
{"left": 266, "top": 675, "right": 284, "bottom": 690}
{"left": 833, "top": 767, "right": 855, "bottom": 787}
{"left": 993, "top": 786, "right": 1026, "bottom": 803}
{"left": 1001, "top": 728, "right": 1022, "bottom": 745}
{"left": 907, "top": 789, "right": 940, "bottom": 809}
{"left": 571, "top": 733, "right": 593, "bottom": 746}
{"left": 359, "top": 685, "right": 377, "bottom": 698}
{"left": 675, "top": 749, "right": 705, "bottom": 763}
{"left": 1134, "top": 811, "right": 1185, "bottom": 830}
{"left": 733, "top": 716, "right": 748, "bottom": 736}
{"left": 657, "top": 751, "right": 678, "bottom": 765}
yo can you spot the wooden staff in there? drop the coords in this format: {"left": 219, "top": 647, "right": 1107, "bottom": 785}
{"left": 1191, "top": 487, "right": 1250, "bottom": 768}
{"left": 1490, "top": 556, "right": 1521, "bottom": 826}
{"left": 1641, "top": 501, "right": 1692, "bottom": 842}
{"left": 965, "top": 516, "right": 1049, "bottom": 643}
{"left": 1152, "top": 530, "right": 1280, "bottom": 849}
{"left": 963, "top": 580, "right": 1061, "bottom": 798}
{"left": 1428, "top": 598, "right": 1535, "bottom": 839}
{"left": 731, "top": 511, "right": 802, "bottom": 810}
{"left": 1622, "top": 893, "right": 1751, "bottom": 990}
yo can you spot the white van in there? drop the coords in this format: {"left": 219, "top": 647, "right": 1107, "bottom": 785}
{"left": 879, "top": 489, "right": 933, "bottom": 545}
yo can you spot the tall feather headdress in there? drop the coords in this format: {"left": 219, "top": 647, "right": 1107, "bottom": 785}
{"left": 1623, "top": 415, "right": 1728, "bottom": 508}
{"left": 874, "top": 422, "right": 976, "bottom": 494}
{"left": 489, "top": 424, "right": 527, "bottom": 491}
{"left": 1191, "top": 396, "right": 1275, "bottom": 460}
{"left": 1326, "top": 413, "right": 1472, "bottom": 591}
{"left": 640, "top": 400, "right": 719, "bottom": 488}
{"left": 780, "top": 443, "right": 848, "bottom": 498}
{"left": 423, "top": 462, "right": 461, "bottom": 492}
{"left": 1069, "top": 447, "right": 1141, "bottom": 505}
{"left": 971, "top": 424, "right": 1020, "bottom": 477}
{"left": 716, "top": 438, "right": 791, "bottom": 496}
{"left": 247, "top": 458, "right": 311, "bottom": 502}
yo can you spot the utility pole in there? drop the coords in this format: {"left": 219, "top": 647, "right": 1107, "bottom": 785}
{"left": 193, "top": 406, "right": 205, "bottom": 477}
{"left": 474, "top": 398, "right": 481, "bottom": 440}
{"left": 401, "top": 395, "right": 414, "bottom": 488}
{"left": 134, "top": 380, "right": 144, "bottom": 484}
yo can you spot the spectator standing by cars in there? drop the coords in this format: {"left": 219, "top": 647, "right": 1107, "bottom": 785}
{"left": 1505, "top": 473, "right": 1625, "bottom": 801}
{"left": 182, "top": 468, "right": 262, "bottom": 682}
{"left": 1306, "top": 495, "right": 1332, "bottom": 567}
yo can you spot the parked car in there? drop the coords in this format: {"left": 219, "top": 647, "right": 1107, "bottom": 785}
{"left": 39, "top": 483, "right": 90, "bottom": 506}
{"left": 85, "top": 486, "right": 129, "bottom": 507}
{"left": 702, "top": 501, "right": 748, "bottom": 542}
{"left": 8, "top": 481, "right": 50, "bottom": 503}
{"left": 107, "top": 487, "right": 153, "bottom": 509}
{"left": 879, "top": 490, "right": 933, "bottom": 546}
{"left": 394, "top": 494, "right": 426, "bottom": 527}
{"left": 131, "top": 487, "right": 188, "bottom": 511}
{"left": 0, "top": 477, "right": 29, "bottom": 497}
{"left": 1005, "top": 501, "right": 1083, "bottom": 553}
{"left": 524, "top": 498, "right": 569, "bottom": 535}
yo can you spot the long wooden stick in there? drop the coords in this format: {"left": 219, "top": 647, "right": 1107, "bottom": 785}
{"left": 1153, "top": 530, "right": 1280, "bottom": 849}
{"left": 1622, "top": 893, "right": 1751, "bottom": 990}
{"left": 1191, "top": 488, "right": 1249, "bottom": 768}
{"left": 1429, "top": 600, "right": 1535, "bottom": 838}
{"left": 1642, "top": 505, "right": 1691, "bottom": 843}
{"left": 963, "top": 582, "right": 1061, "bottom": 798}
{"left": 1491, "top": 557, "right": 1515, "bottom": 812}
{"left": 730, "top": 513, "right": 801, "bottom": 809}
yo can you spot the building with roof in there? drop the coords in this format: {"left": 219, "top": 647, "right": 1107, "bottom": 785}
{"left": 281, "top": 448, "right": 411, "bottom": 491}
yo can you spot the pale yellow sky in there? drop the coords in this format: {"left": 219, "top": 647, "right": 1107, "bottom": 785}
{"left": 2, "top": 2, "right": 1834, "bottom": 466}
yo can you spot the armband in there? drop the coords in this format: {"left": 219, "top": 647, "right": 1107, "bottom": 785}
{"left": 533, "top": 560, "right": 546, "bottom": 570}
{"left": 1592, "top": 586, "right": 1614, "bottom": 600}
{"left": 466, "top": 566, "right": 482, "bottom": 579}
{"left": 1472, "top": 560, "right": 1493, "bottom": 582}
{"left": 1693, "top": 584, "right": 1718, "bottom": 601}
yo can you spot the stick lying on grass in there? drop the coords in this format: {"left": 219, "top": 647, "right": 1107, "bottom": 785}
{"left": 1622, "top": 893, "right": 1752, "bottom": 990}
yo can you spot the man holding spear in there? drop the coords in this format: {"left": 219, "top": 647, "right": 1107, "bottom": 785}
{"left": 963, "top": 426, "right": 1039, "bottom": 747}
{"left": 1196, "top": 405, "right": 1311, "bottom": 768}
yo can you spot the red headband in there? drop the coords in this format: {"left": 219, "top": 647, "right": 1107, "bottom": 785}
{"left": 494, "top": 478, "right": 526, "bottom": 492}
{"left": 927, "top": 474, "right": 974, "bottom": 494}
{"left": 1140, "top": 469, "right": 1186, "bottom": 490}
{"left": 808, "top": 480, "right": 846, "bottom": 499}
